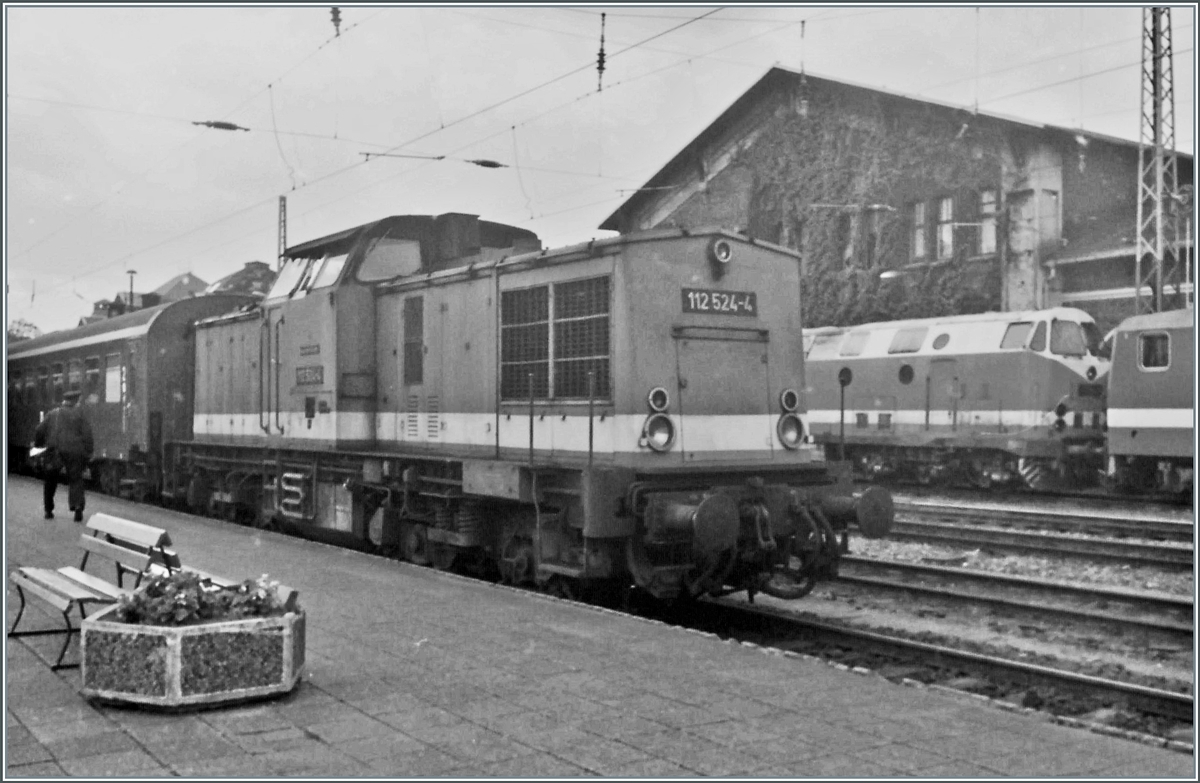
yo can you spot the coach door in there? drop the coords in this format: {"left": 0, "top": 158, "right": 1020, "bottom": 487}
{"left": 674, "top": 326, "right": 772, "bottom": 462}
{"left": 926, "top": 358, "right": 959, "bottom": 431}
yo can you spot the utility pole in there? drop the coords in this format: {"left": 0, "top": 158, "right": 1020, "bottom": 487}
{"left": 277, "top": 196, "right": 287, "bottom": 271}
{"left": 1135, "top": 7, "right": 1181, "bottom": 314}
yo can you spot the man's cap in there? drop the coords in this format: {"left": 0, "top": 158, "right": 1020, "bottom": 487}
{"left": 62, "top": 390, "right": 82, "bottom": 402}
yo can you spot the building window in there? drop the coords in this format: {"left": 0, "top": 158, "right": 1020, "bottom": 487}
{"left": 1139, "top": 333, "right": 1170, "bottom": 370}
{"left": 501, "top": 276, "right": 610, "bottom": 401}
{"left": 403, "top": 297, "right": 424, "bottom": 386}
{"left": 978, "top": 190, "right": 997, "bottom": 254}
{"left": 910, "top": 202, "right": 926, "bottom": 259}
{"left": 936, "top": 196, "right": 954, "bottom": 259}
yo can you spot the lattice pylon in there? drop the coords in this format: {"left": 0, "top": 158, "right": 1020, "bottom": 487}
{"left": 1135, "top": 7, "right": 1181, "bottom": 314}
{"left": 277, "top": 196, "right": 288, "bottom": 271}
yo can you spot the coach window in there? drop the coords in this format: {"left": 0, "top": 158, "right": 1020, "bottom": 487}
{"left": 1138, "top": 332, "right": 1170, "bottom": 371}
{"left": 402, "top": 297, "right": 424, "bottom": 386}
{"left": 105, "top": 354, "right": 122, "bottom": 403}
{"left": 999, "top": 321, "right": 1032, "bottom": 349}
{"left": 358, "top": 237, "right": 422, "bottom": 282}
{"left": 1049, "top": 319, "right": 1087, "bottom": 358}
{"left": 888, "top": 327, "right": 928, "bottom": 354}
{"left": 24, "top": 373, "right": 37, "bottom": 404}
{"left": 68, "top": 360, "right": 82, "bottom": 392}
{"left": 51, "top": 363, "right": 64, "bottom": 401}
{"left": 840, "top": 331, "right": 870, "bottom": 357}
{"left": 37, "top": 367, "right": 49, "bottom": 405}
{"left": 84, "top": 357, "right": 101, "bottom": 400}
{"left": 1029, "top": 321, "right": 1047, "bottom": 352}
{"left": 309, "top": 252, "right": 350, "bottom": 290}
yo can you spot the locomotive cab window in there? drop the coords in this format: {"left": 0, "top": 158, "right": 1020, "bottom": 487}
{"left": 807, "top": 332, "right": 843, "bottom": 359}
{"left": 888, "top": 327, "right": 927, "bottom": 354}
{"left": 1138, "top": 332, "right": 1170, "bottom": 370}
{"left": 265, "top": 257, "right": 314, "bottom": 301}
{"left": 308, "top": 252, "right": 350, "bottom": 290}
{"left": 1029, "top": 321, "right": 1047, "bottom": 352}
{"left": 840, "top": 331, "right": 870, "bottom": 357}
{"left": 501, "top": 276, "right": 610, "bottom": 401}
{"left": 1000, "top": 321, "right": 1033, "bottom": 349}
{"left": 1050, "top": 319, "right": 1088, "bottom": 357}
{"left": 358, "top": 237, "right": 422, "bottom": 282}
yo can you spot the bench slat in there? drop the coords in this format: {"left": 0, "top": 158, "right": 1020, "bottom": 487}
{"left": 85, "top": 513, "right": 172, "bottom": 550}
{"left": 11, "top": 569, "right": 106, "bottom": 610}
{"left": 56, "top": 567, "right": 128, "bottom": 601}
{"left": 77, "top": 536, "right": 154, "bottom": 575}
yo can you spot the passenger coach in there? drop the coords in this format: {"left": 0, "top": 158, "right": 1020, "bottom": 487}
{"left": 6, "top": 295, "right": 255, "bottom": 496}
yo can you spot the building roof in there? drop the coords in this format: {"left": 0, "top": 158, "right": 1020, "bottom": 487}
{"left": 152, "top": 272, "right": 208, "bottom": 299}
{"left": 599, "top": 65, "right": 1193, "bottom": 232}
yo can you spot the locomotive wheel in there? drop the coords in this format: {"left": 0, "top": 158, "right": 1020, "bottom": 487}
{"left": 429, "top": 542, "right": 458, "bottom": 571}
{"left": 401, "top": 525, "right": 431, "bottom": 566}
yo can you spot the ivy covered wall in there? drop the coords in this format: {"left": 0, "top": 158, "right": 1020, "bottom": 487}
{"left": 655, "top": 78, "right": 1021, "bottom": 328}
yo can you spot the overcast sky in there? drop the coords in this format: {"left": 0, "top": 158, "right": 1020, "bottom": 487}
{"left": 5, "top": 3, "right": 1196, "bottom": 334}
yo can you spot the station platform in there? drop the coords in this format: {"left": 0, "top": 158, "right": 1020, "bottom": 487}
{"left": 5, "top": 474, "right": 1195, "bottom": 778}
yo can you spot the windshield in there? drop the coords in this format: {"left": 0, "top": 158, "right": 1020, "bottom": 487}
{"left": 1050, "top": 319, "right": 1088, "bottom": 357}
{"left": 309, "top": 252, "right": 349, "bottom": 289}
{"left": 265, "top": 258, "right": 311, "bottom": 301}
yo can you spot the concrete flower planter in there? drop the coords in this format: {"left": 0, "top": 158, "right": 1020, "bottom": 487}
{"left": 80, "top": 604, "right": 305, "bottom": 709}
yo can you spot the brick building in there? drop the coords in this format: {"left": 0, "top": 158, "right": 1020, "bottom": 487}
{"left": 600, "top": 67, "right": 1193, "bottom": 333}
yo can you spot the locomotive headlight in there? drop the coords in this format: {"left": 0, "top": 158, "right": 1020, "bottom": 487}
{"left": 708, "top": 237, "right": 733, "bottom": 266}
{"left": 643, "top": 413, "right": 676, "bottom": 452}
{"left": 779, "top": 388, "right": 799, "bottom": 412}
{"left": 777, "top": 413, "right": 805, "bottom": 449}
{"left": 647, "top": 387, "right": 670, "bottom": 412}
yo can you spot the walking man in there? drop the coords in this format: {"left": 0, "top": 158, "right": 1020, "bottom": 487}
{"left": 34, "top": 389, "right": 94, "bottom": 522}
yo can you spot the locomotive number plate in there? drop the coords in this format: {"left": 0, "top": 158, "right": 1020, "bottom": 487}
{"left": 682, "top": 288, "right": 757, "bottom": 316}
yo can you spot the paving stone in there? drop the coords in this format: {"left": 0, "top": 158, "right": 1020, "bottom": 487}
{"left": 849, "top": 741, "right": 956, "bottom": 773}
{"left": 303, "top": 712, "right": 395, "bottom": 744}
{"left": 608, "top": 757, "right": 699, "bottom": 777}
{"left": 3, "top": 760, "right": 66, "bottom": 777}
{"left": 365, "top": 745, "right": 464, "bottom": 776}
{"left": 5, "top": 740, "right": 55, "bottom": 766}
{"left": 40, "top": 727, "right": 141, "bottom": 760}
{"left": 474, "top": 751, "right": 590, "bottom": 777}
{"left": 334, "top": 732, "right": 428, "bottom": 762}
{"left": 226, "top": 726, "right": 314, "bottom": 755}
{"left": 55, "top": 749, "right": 165, "bottom": 776}
{"left": 547, "top": 735, "right": 653, "bottom": 776}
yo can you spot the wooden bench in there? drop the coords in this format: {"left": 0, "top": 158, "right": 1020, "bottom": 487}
{"left": 7, "top": 513, "right": 176, "bottom": 670}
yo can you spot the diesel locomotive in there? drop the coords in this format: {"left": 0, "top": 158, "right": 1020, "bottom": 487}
{"left": 15, "top": 213, "right": 891, "bottom": 603}
{"left": 803, "top": 307, "right": 1111, "bottom": 490}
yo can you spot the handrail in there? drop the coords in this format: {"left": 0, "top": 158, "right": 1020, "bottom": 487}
{"left": 259, "top": 319, "right": 270, "bottom": 434}
{"left": 274, "top": 317, "right": 284, "bottom": 434}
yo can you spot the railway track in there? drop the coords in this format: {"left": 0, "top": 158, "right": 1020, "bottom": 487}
{"left": 894, "top": 498, "right": 1195, "bottom": 542}
{"left": 837, "top": 555, "right": 1193, "bottom": 640}
{"left": 697, "top": 599, "right": 1194, "bottom": 726}
{"left": 884, "top": 515, "right": 1194, "bottom": 569}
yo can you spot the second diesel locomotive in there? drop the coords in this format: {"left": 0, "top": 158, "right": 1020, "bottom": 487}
{"left": 803, "top": 307, "right": 1111, "bottom": 490}
{"left": 164, "top": 214, "right": 893, "bottom": 602}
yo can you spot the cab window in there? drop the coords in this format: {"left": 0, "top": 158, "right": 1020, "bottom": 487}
{"left": 309, "top": 252, "right": 349, "bottom": 290}
{"left": 358, "top": 237, "right": 423, "bottom": 282}
{"left": 1139, "top": 332, "right": 1170, "bottom": 370}
{"left": 888, "top": 327, "right": 927, "bottom": 354}
{"left": 1082, "top": 321, "right": 1103, "bottom": 357}
{"left": 807, "top": 332, "right": 844, "bottom": 360}
{"left": 840, "top": 331, "right": 870, "bottom": 357}
{"left": 1029, "top": 321, "right": 1047, "bottom": 352}
{"left": 265, "top": 257, "right": 313, "bottom": 301}
{"left": 1000, "top": 322, "right": 1033, "bottom": 349}
{"left": 1050, "top": 319, "right": 1087, "bottom": 357}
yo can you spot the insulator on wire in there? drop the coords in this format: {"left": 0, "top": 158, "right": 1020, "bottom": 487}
{"left": 597, "top": 13, "right": 607, "bottom": 92}
{"left": 331, "top": 7, "right": 341, "bottom": 36}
